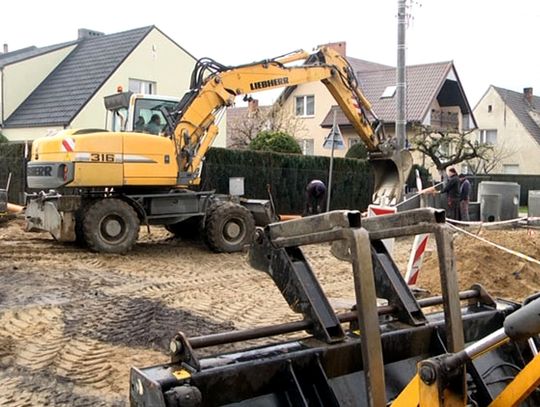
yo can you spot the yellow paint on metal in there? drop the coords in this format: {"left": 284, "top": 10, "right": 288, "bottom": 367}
{"left": 71, "top": 163, "right": 123, "bottom": 186}
{"left": 489, "top": 353, "right": 540, "bottom": 407}
{"left": 172, "top": 369, "right": 191, "bottom": 380}
{"left": 391, "top": 374, "right": 419, "bottom": 406}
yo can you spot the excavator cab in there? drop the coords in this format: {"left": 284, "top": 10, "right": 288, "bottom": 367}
{"left": 103, "top": 91, "right": 180, "bottom": 134}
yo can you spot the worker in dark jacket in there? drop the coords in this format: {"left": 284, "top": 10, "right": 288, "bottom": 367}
{"left": 304, "top": 179, "right": 326, "bottom": 216}
{"left": 459, "top": 173, "right": 471, "bottom": 221}
{"left": 440, "top": 167, "right": 461, "bottom": 220}
{"left": 421, "top": 167, "right": 460, "bottom": 220}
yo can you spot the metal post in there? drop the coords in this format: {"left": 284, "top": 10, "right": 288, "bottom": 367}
{"left": 326, "top": 110, "right": 336, "bottom": 212}
{"left": 396, "top": 0, "right": 407, "bottom": 150}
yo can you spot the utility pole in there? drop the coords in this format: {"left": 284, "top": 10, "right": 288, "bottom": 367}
{"left": 396, "top": 0, "right": 407, "bottom": 150}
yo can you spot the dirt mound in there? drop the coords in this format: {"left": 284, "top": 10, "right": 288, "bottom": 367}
{"left": 415, "top": 227, "right": 540, "bottom": 301}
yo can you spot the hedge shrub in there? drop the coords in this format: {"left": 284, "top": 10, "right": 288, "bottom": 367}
{"left": 0, "top": 143, "right": 27, "bottom": 203}
{"left": 249, "top": 131, "right": 302, "bottom": 154}
{"left": 201, "top": 147, "right": 373, "bottom": 214}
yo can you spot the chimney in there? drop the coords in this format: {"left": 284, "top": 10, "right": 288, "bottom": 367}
{"left": 524, "top": 87, "right": 533, "bottom": 104}
{"left": 2, "top": 43, "right": 8, "bottom": 54}
{"left": 318, "top": 41, "right": 347, "bottom": 56}
{"left": 78, "top": 28, "right": 105, "bottom": 40}
{"left": 248, "top": 98, "right": 259, "bottom": 113}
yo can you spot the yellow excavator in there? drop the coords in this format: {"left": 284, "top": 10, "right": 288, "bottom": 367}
{"left": 25, "top": 46, "right": 412, "bottom": 253}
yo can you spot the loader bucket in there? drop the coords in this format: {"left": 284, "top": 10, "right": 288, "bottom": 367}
{"left": 371, "top": 149, "right": 413, "bottom": 206}
{"left": 130, "top": 210, "right": 539, "bottom": 407}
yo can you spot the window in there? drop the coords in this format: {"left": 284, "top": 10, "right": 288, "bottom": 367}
{"left": 133, "top": 98, "right": 178, "bottom": 134}
{"left": 503, "top": 164, "right": 519, "bottom": 174}
{"left": 381, "top": 85, "right": 396, "bottom": 99}
{"left": 488, "top": 105, "right": 493, "bottom": 113}
{"left": 301, "top": 139, "right": 314, "bottom": 155}
{"left": 129, "top": 79, "right": 157, "bottom": 94}
{"left": 348, "top": 138, "right": 361, "bottom": 148}
{"left": 295, "top": 95, "right": 314, "bottom": 117}
{"left": 479, "top": 129, "right": 497, "bottom": 145}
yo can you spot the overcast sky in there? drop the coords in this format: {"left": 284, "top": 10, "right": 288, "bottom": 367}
{"left": 2, "top": 0, "right": 540, "bottom": 107}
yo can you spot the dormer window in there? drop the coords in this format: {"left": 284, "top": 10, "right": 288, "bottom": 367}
{"left": 381, "top": 85, "right": 397, "bottom": 99}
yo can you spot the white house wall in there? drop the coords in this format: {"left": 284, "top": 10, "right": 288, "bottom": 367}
{"left": 70, "top": 29, "right": 227, "bottom": 148}
{"left": 2, "top": 45, "right": 76, "bottom": 121}
{"left": 474, "top": 87, "right": 540, "bottom": 174}
{"left": 283, "top": 81, "right": 353, "bottom": 157}
{"left": 70, "top": 30, "right": 193, "bottom": 139}
{"left": 5, "top": 126, "right": 63, "bottom": 142}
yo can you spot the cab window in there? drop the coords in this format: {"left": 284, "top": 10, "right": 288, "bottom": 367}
{"left": 133, "top": 99, "right": 178, "bottom": 134}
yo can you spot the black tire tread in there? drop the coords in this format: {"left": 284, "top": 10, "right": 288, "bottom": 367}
{"left": 82, "top": 199, "right": 139, "bottom": 254}
{"left": 205, "top": 202, "right": 255, "bottom": 253}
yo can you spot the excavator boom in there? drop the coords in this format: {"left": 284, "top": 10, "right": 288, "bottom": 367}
{"left": 169, "top": 46, "right": 411, "bottom": 204}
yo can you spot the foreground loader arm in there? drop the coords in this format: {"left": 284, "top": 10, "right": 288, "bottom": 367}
{"left": 170, "top": 47, "right": 410, "bottom": 203}
{"left": 392, "top": 296, "right": 540, "bottom": 406}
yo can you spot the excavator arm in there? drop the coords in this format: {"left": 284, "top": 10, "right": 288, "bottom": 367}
{"left": 168, "top": 46, "right": 412, "bottom": 204}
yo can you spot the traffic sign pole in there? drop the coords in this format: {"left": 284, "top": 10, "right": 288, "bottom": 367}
{"left": 323, "top": 109, "right": 345, "bottom": 212}
{"left": 326, "top": 111, "right": 336, "bottom": 212}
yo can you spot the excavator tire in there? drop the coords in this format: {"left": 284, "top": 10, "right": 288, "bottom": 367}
{"left": 82, "top": 198, "right": 140, "bottom": 254}
{"left": 204, "top": 201, "right": 255, "bottom": 253}
{"left": 200, "top": 200, "right": 225, "bottom": 248}
{"left": 165, "top": 216, "right": 203, "bottom": 240}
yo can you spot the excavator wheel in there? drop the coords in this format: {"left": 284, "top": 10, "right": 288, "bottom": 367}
{"left": 204, "top": 201, "right": 255, "bottom": 253}
{"left": 82, "top": 198, "right": 140, "bottom": 254}
{"left": 165, "top": 216, "right": 203, "bottom": 240}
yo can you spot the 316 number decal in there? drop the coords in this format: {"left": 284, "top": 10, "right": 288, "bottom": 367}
{"left": 90, "top": 153, "right": 115, "bottom": 162}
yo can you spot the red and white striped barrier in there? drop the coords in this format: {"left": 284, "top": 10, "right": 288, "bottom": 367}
{"left": 367, "top": 204, "right": 397, "bottom": 254}
{"left": 405, "top": 233, "right": 429, "bottom": 285}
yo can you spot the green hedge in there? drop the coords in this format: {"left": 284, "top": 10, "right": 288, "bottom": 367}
{"left": 200, "top": 147, "right": 373, "bottom": 214}
{"left": 0, "top": 143, "right": 27, "bottom": 204}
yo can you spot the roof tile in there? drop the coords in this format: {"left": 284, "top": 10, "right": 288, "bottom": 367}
{"left": 493, "top": 86, "right": 540, "bottom": 146}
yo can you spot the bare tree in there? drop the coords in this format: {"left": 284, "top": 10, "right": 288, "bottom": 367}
{"left": 465, "top": 140, "right": 517, "bottom": 174}
{"left": 228, "top": 102, "right": 307, "bottom": 149}
{"left": 409, "top": 124, "right": 493, "bottom": 177}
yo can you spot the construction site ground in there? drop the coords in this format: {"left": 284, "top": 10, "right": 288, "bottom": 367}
{"left": 1, "top": 218, "right": 539, "bottom": 406}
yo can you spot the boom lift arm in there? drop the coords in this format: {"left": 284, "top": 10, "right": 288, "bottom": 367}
{"left": 168, "top": 46, "right": 411, "bottom": 204}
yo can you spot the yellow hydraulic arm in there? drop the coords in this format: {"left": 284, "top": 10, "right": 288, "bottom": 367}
{"left": 392, "top": 296, "right": 540, "bottom": 406}
{"left": 168, "top": 47, "right": 409, "bottom": 203}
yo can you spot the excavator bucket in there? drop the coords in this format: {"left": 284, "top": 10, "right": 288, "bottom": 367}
{"left": 371, "top": 149, "right": 413, "bottom": 206}
{"left": 130, "top": 209, "right": 540, "bottom": 407}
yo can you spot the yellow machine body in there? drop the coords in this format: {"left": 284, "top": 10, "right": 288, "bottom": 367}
{"left": 30, "top": 129, "right": 178, "bottom": 187}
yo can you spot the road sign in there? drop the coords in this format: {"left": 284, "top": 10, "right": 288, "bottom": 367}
{"left": 323, "top": 124, "right": 345, "bottom": 150}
